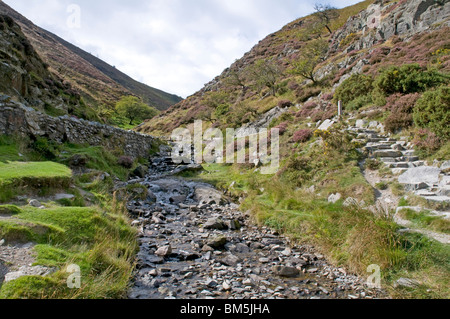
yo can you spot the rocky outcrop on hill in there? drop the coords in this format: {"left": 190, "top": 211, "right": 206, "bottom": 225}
{"left": 330, "top": 0, "right": 450, "bottom": 54}
{"left": 0, "top": 97, "right": 158, "bottom": 158}
{"left": 0, "top": 14, "right": 84, "bottom": 116}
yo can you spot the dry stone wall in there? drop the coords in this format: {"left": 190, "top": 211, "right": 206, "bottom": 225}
{"left": 0, "top": 97, "right": 158, "bottom": 158}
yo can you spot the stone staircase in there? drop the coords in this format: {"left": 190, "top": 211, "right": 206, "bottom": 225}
{"left": 349, "top": 125, "right": 449, "bottom": 204}
{"left": 346, "top": 123, "right": 449, "bottom": 244}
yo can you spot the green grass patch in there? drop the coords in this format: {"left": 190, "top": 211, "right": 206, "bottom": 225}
{"left": 398, "top": 209, "right": 450, "bottom": 235}
{"left": 0, "top": 161, "right": 72, "bottom": 203}
{"left": 0, "top": 202, "right": 138, "bottom": 299}
{"left": 0, "top": 162, "right": 71, "bottom": 182}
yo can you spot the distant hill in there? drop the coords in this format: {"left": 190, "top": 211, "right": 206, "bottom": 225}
{"left": 0, "top": 1, "right": 182, "bottom": 113}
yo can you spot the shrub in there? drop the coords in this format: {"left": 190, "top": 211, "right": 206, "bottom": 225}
{"left": 374, "top": 64, "right": 448, "bottom": 95}
{"left": 413, "top": 86, "right": 450, "bottom": 139}
{"left": 366, "top": 158, "right": 381, "bottom": 170}
{"left": 117, "top": 156, "right": 134, "bottom": 169}
{"left": 413, "top": 129, "right": 442, "bottom": 156}
{"left": 278, "top": 100, "right": 293, "bottom": 108}
{"left": 384, "top": 93, "right": 421, "bottom": 133}
{"left": 334, "top": 73, "right": 374, "bottom": 106}
{"left": 292, "top": 129, "right": 313, "bottom": 143}
{"left": 347, "top": 94, "right": 373, "bottom": 111}
{"left": 274, "top": 122, "right": 289, "bottom": 136}
{"left": 385, "top": 113, "right": 414, "bottom": 134}
{"left": 322, "top": 92, "right": 334, "bottom": 101}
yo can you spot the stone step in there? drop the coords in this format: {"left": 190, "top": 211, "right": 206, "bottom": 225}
{"left": 416, "top": 190, "right": 437, "bottom": 197}
{"left": 389, "top": 162, "right": 410, "bottom": 169}
{"left": 373, "top": 150, "right": 403, "bottom": 158}
{"left": 411, "top": 161, "right": 426, "bottom": 168}
{"left": 392, "top": 168, "right": 408, "bottom": 175}
{"left": 424, "top": 196, "right": 450, "bottom": 204}
{"left": 402, "top": 150, "right": 416, "bottom": 156}
{"left": 404, "top": 156, "right": 420, "bottom": 162}
{"left": 381, "top": 157, "right": 397, "bottom": 164}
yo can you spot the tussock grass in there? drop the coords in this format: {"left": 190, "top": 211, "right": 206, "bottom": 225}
{"left": 0, "top": 200, "right": 138, "bottom": 299}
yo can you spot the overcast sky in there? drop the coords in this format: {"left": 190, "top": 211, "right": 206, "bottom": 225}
{"left": 3, "top": 0, "right": 362, "bottom": 97}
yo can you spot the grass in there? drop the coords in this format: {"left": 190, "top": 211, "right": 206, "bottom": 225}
{"left": 0, "top": 162, "right": 71, "bottom": 182}
{"left": 186, "top": 124, "right": 449, "bottom": 299}
{"left": 0, "top": 135, "right": 144, "bottom": 299}
{"left": 0, "top": 202, "right": 138, "bottom": 299}
{"left": 0, "top": 161, "right": 72, "bottom": 203}
{"left": 398, "top": 208, "right": 450, "bottom": 235}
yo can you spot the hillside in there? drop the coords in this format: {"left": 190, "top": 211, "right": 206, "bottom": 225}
{"left": 136, "top": 0, "right": 450, "bottom": 299}
{"left": 0, "top": 1, "right": 182, "bottom": 115}
{"left": 138, "top": 0, "right": 449, "bottom": 135}
{"left": 0, "top": 14, "right": 89, "bottom": 118}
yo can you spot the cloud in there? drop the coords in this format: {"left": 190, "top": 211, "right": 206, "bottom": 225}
{"left": 3, "top": 0, "right": 362, "bottom": 98}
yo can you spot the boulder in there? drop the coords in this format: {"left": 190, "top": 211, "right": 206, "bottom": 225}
{"left": 68, "top": 154, "right": 88, "bottom": 167}
{"left": 399, "top": 167, "right": 441, "bottom": 186}
{"left": 0, "top": 259, "right": 8, "bottom": 286}
{"left": 394, "top": 278, "right": 420, "bottom": 289}
{"left": 317, "top": 120, "right": 334, "bottom": 131}
{"left": 355, "top": 120, "right": 368, "bottom": 128}
{"left": 28, "top": 199, "right": 41, "bottom": 208}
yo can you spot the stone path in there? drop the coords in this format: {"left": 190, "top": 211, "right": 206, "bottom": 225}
{"left": 349, "top": 124, "right": 450, "bottom": 244}
{"left": 127, "top": 150, "right": 387, "bottom": 300}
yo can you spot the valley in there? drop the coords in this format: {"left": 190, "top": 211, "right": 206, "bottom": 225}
{"left": 0, "top": 0, "right": 449, "bottom": 301}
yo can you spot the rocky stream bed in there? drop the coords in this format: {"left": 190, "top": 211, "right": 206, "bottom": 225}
{"left": 126, "top": 148, "right": 387, "bottom": 300}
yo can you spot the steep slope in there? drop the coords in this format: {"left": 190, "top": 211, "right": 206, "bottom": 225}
{"left": 138, "top": 0, "right": 449, "bottom": 136}
{"left": 0, "top": 14, "right": 88, "bottom": 118}
{"left": 0, "top": 1, "right": 182, "bottom": 112}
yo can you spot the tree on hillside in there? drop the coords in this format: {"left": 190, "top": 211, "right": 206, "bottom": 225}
{"left": 314, "top": 3, "right": 339, "bottom": 34}
{"left": 225, "top": 68, "right": 248, "bottom": 93}
{"left": 290, "top": 39, "right": 329, "bottom": 84}
{"left": 248, "top": 59, "right": 283, "bottom": 97}
{"left": 115, "top": 96, "right": 159, "bottom": 125}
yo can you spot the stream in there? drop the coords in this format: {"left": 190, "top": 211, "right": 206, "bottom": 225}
{"left": 126, "top": 146, "right": 387, "bottom": 299}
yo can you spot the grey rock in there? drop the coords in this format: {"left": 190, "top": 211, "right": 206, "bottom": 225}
{"left": 328, "top": 193, "right": 342, "bottom": 204}
{"left": 356, "top": 120, "right": 368, "bottom": 129}
{"left": 0, "top": 259, "right": 8, "bottom": 286}
{"left": 204, "top": 218, "right": 227, "bottom": 230}
{"left": 399, "top": 167, "right": 441, "bottom": 186}
{"left": 132, "top": 165, "right": 148, "bottom": 178}
{"left": 220, "top": 254, "right": 241, "bottom": 266}
{"left": 206, "top": 236, "right": 227, "bottom": 249}
{"left": 317, "top": 119, "right": 335, "bottom": 131}
{"left": 373, "top": 150, "right": 403, "bottom": 158}
{"left": 28, "top": 199, "right": 41, "bottom": 208}
{"left": 272, "top": 266, "right": 301, "bottom": 278}
{"left": 155, "top": 245, "right": 172, "bottom": 257}
{"left": 394, "top": 278, "right": 420, "bottom": 289}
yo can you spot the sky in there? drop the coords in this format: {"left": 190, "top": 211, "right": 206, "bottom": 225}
{"left": 3, "top": 0, "right": 363, "bottom": 98}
